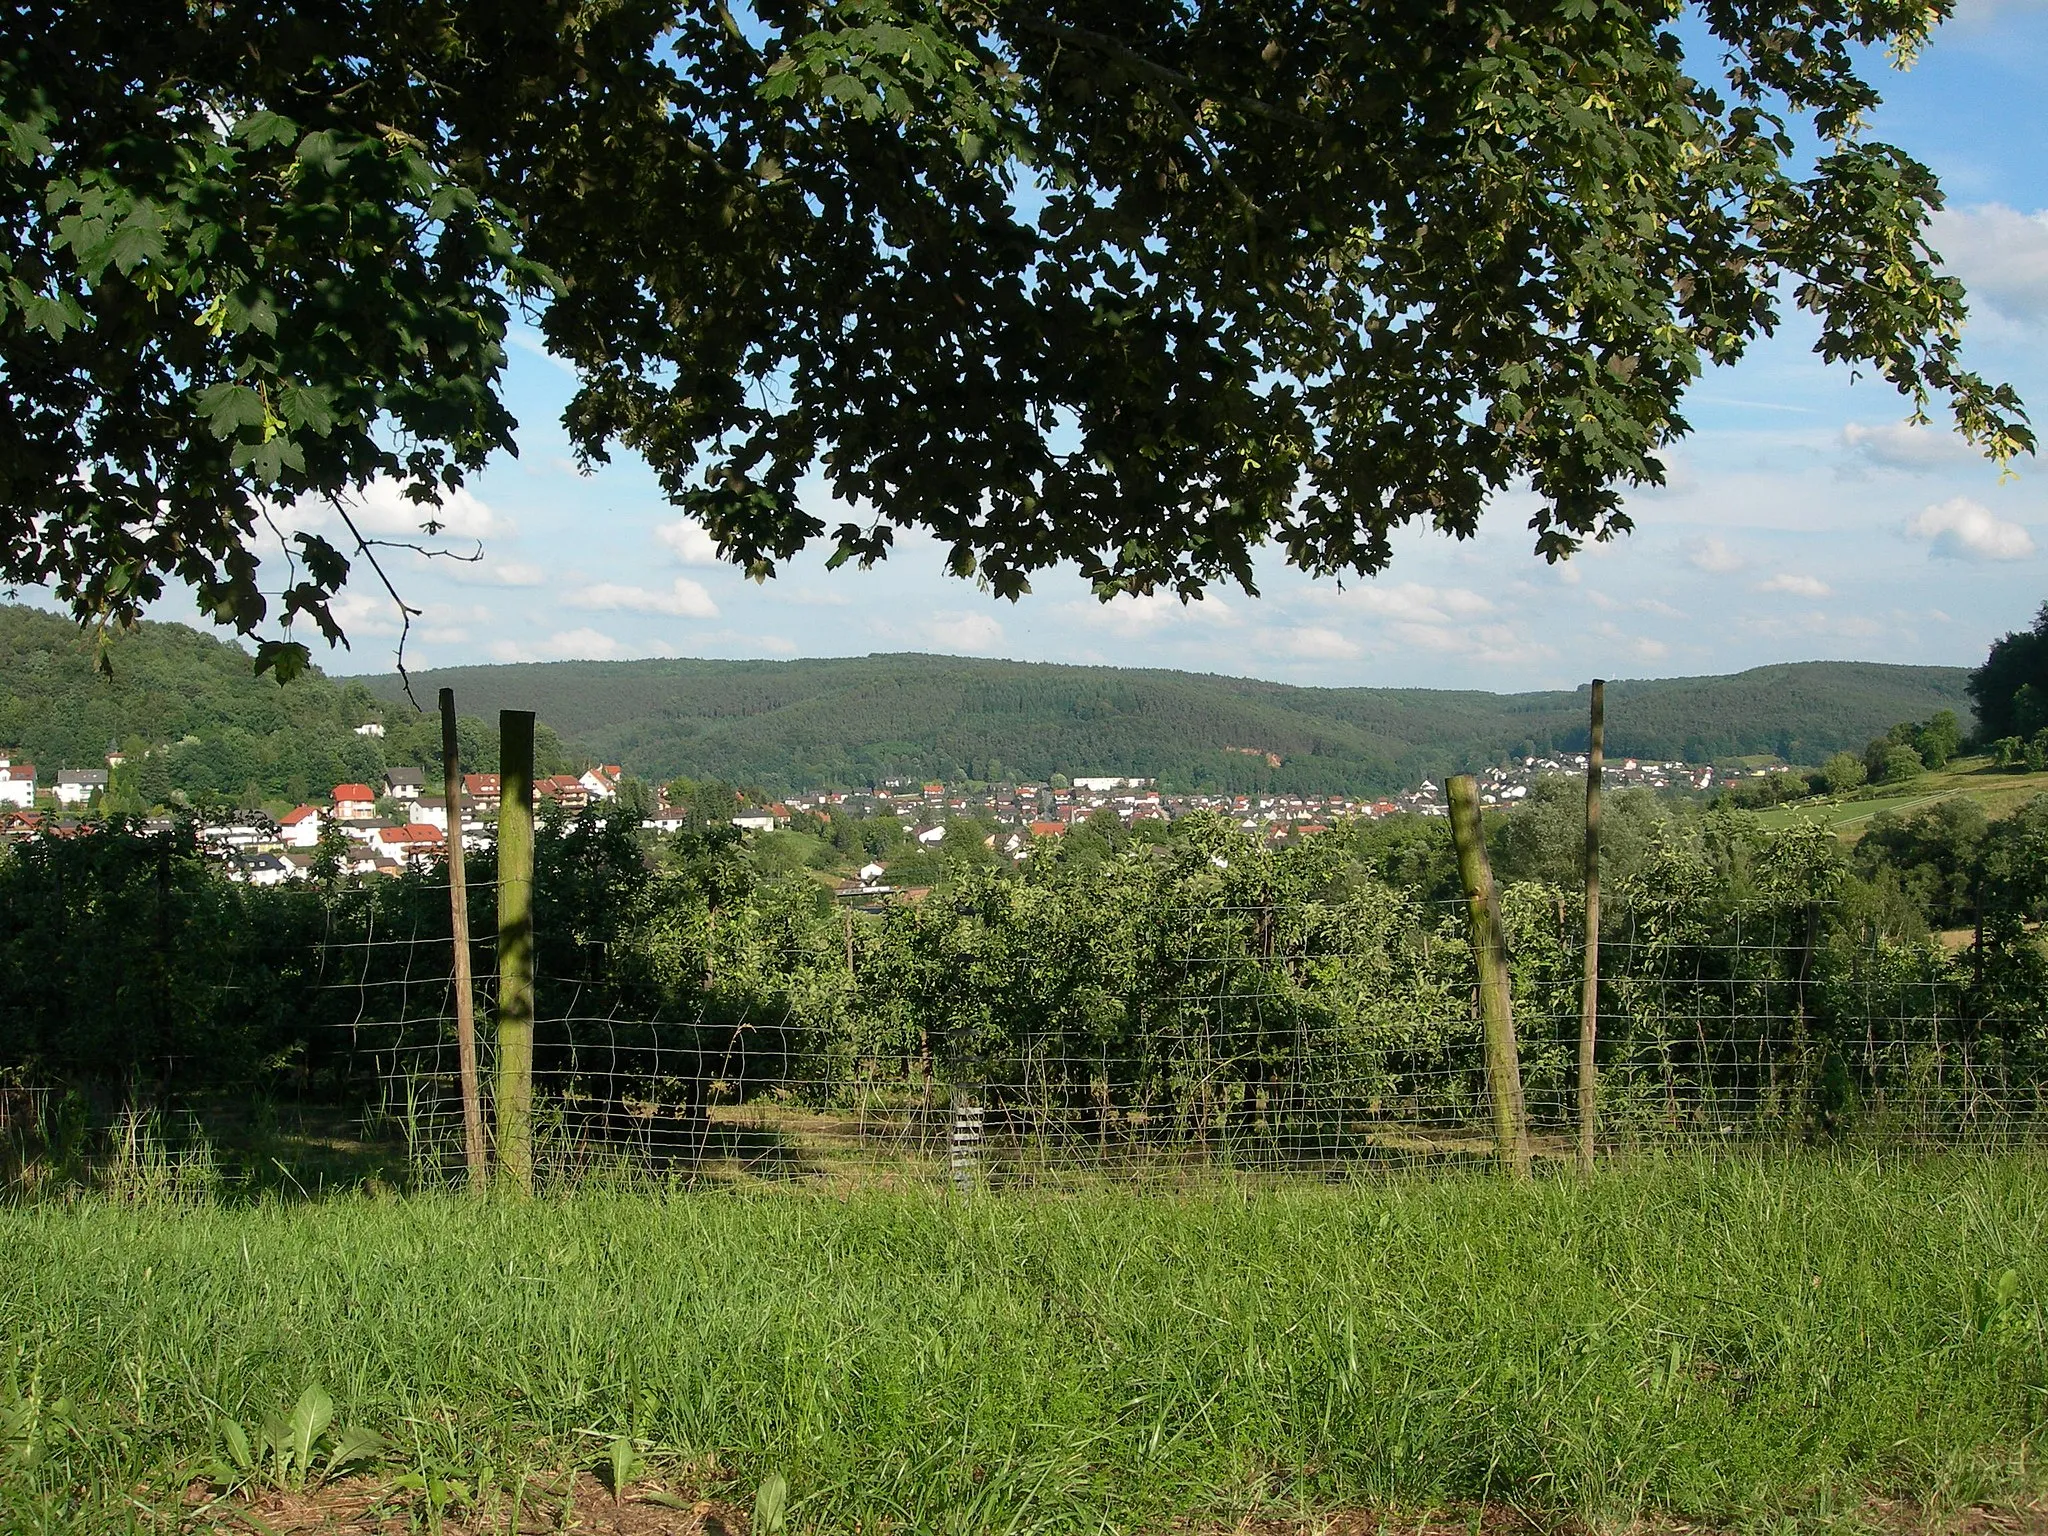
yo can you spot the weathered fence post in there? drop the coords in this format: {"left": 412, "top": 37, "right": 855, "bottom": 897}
{"left": 440, "top": 688, "right": 488, "bottom": 1191}
{"left": 496, "top": 710, "right": 537, "bottom": 1195}
{"left": 1447, "top": 774, "right": 1532, "bottom": 1178}
{"left": 950, "top": 1083, "right": 984, "bottom": 1192}
{"left": 1578, "top": 679, "right": 1605, "bottom": 1176}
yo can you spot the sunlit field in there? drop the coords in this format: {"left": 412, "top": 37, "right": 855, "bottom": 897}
{"left": 4, "top": 1155, "right": 2045, "bottom": 1535}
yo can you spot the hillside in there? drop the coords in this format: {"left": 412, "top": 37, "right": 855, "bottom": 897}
{"left": 0, "top": 605, "right": 571, "bottom": 809}
{"left": 357, "top": 652, "right": 1973, "bottom": 794}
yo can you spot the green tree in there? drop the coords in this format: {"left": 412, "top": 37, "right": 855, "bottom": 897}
{"left": 3, "top": 0, "right": 2030, "bottom": 657}
{"left": 1822, "top": 751, "right": 1868, "bottom": 795}
{"left": 1968, "top": 605, "right": 2048, "bottom": 744}
{"left": 1854, "top": 798, "right": 1987, "bottom": 930}
{"left": 1866, "top": 741, "right": 1925, "bottom": 784}
{"left": 1913, "top": 710, "right": 1962, "bottom": 769}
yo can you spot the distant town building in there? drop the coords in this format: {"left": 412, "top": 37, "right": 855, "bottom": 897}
{"left": 331, "top": 783, "right": 378, "bottom": 822}
{"left": 372, "top": 823, "right": 445, "bottom": 866}
{"left": 353, "top": 721, "right": 385, "bottom": 738}
{"left": 279, "top": 805, "right": 323, "bottom": 848}
{"left": 53, "top": 768, "right": 108, "bottom": 806}
{"left": 0, "top": 762, "right": 34, "bottom": 809}
{"left": 383, "top": 767, "right": 426, "bottom": 802}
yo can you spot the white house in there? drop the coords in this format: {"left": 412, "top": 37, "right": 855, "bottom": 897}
{"left": 858, "top": 861, "right": 887, "bottom": 883}
{"left": 236, "top": 852, "right": 292, "bottom": 888}
{"left": 372, "top": 823, "right": 445, "bottom": 867}
{"left": 54, "top": 768, "right": 108, "bottom": 806}
{"left": 407, "top": 794, "right": 473, "bottom": 833}
{"left": 352, "top": 721, "right": 385, "bottom": 738}
{"left": 279, "top": 805, "right": 323, "bottom": 848}
{"left": 383, "top": 767, "right": 426, "bottom": 802}
{"left": 579, "top": 765, "right": 624, "bottom": 800}
{"left": 0, "top": 763, "right": 33, "bottom": 809}
{"left": 731, "top": 813, "right": 777, "bottom": 832}
{"left": 912, "top": 824, "right": 946, "bottom": 845}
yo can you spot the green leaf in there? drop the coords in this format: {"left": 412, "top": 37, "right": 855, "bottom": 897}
{"left": 234, "top": 111, "right": 298, "bottom": 149}
{"left": 221, "top": 1417, "right": 254, "bottom": 1472}
{"left": 287, "top": 1385, "right": 334, "bottom": 1479}
{"left": 753, "top": 1471, "right": 789, "bottom": 1536}
{"left": 195, "top": 383, "right": 267, "bottom": 439}
{"left": 323, "top": 1424, "right": 385, "bottom": 1475}
{"left": 276, "top": 380, "right": 335, "bottom": 434}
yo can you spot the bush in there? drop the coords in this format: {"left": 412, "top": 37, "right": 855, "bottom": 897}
{"left": 1821, "top": 751, "right": 1867, "bottom": 795}
{"left": 1879, "top": 745, "right": 1926, "bottom": 784}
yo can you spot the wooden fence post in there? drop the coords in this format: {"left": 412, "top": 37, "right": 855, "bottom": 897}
{"left": 440, "top": 688, "right": 488, "bottom": 1191}
{"left": 496, "top": 710, "right": 537, "bottom": 1196}
{"left": 1447, "top": 774, "right": 1531, "bottom": 1178}
{"left": 1578, "top": 679, "right": 1605, "bottom": 1176}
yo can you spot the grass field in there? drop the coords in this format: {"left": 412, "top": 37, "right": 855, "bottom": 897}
{"left": 1752, "top": 757, "right": 2048, "bottom": 843}
{"left": 3, "top": 1156, "right": 2046, "bottom": 1535}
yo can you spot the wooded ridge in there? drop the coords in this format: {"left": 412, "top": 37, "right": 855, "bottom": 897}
{"left": 0, "top": 604, "right": 1974, "bottom": 799}
{"left": 360, "top": 651, "right": 1972, "bottom": 795}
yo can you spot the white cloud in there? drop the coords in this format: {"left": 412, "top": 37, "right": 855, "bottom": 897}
{"left": 450, "top": 556, "right": 545, "bottom": 588}
{"left": 1929, "top": 204, "right": 2048, "bottom": 327}
{"left": 1906, "top": 497, "right": 2037, "bottom": 562}
{"left": 1841, "top": 420, "right": 1976, "bottom": 471}
{"left": 1684, "top": 537, "right": 1747, "bottom": 575}
{"left": 1594, "top": 622, "right": 1671, "bottom": 664}
{"left": 1321, "top": 581, "right": 1494, "bottom": 624}
{"left": 921, "top": 612, "right": 1005, "bottom": 654}
{"left": 1271, "top": 625, "right": 1363, "bottom": 661}
{"left": 329, "top": 588, "right": 399, "bottom": 636}
{"left": 566, "top": 578, "right": 720, "bottom": 619}
{"left": 487, "top": 628, "right": 627, "bottom": 663}
{"left": 302, "top": 478, "right": 500, "bottom": 540}
{"left": 1755, "top": 573, "right": 1833, "bottom": 598}
{"left": 507, "top": 328, "right": 578, "bottom": 376}
{"left": 1068, "top": 591, "right": 1235, "bottom": 638}
{"left": 655, "top": 519, "right": 722, "bottom": 565}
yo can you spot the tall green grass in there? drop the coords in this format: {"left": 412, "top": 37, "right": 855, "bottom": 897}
{"left": 3, "top": 1156, "right": 2045, "bottom": 1534}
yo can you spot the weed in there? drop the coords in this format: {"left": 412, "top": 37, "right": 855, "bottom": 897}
{"left": 209, "top": 1385, "right": 384, "bottom": 1493}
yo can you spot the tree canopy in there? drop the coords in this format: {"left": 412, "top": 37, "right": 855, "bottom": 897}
{"left": 1968, "top": 603, "right": 2048, "bottom": 744}
{"left": 2, "top": 0, "right": 2031, "bottom": 665}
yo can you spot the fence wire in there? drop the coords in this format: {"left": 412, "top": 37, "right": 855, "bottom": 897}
{"left": 311, "top": 879, "right": 2046, "bottom": 1189}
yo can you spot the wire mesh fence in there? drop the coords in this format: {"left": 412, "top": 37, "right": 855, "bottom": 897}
{"left": 315, "top": 876, "right": 2047, "bottom": 1191}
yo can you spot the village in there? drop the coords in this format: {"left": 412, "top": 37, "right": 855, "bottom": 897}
{"left": 0, "top": 741, "right": 1728, "bottom": 886}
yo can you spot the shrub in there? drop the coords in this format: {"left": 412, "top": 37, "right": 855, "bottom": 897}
{"left": 1821, "top": 751, "right": 1867, "bottom": 794}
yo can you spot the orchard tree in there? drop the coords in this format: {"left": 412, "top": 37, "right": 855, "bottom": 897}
{"left": 2, "top": 0, "right": 2032, "bottom": 674}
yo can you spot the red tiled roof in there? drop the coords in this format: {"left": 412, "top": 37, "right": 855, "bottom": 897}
{"left": 333, "top": 783, "right": 374, "bottom": 802}
{"left": 280, "top": 805, "right": 319, "bottom": 825}
{"left": 378, "top": 824, "right": 444, "bottom": 844}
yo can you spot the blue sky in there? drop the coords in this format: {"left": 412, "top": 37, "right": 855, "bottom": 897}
{"left": 114, "top": 2, "right": 2048, "bottom": 690}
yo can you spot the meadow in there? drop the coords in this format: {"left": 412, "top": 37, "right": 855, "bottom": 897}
{"left": 1752, "top": 757, "right": 2048, "bottom": 844}
{"left": 4, "top": 1155, "right": 2046, "bottom": 1536}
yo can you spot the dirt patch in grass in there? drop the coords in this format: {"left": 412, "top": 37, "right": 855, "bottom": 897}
{"left": 190, "top": 1470, "right": 748, "bottom": 1535}
{"left": 185, "top": 1482, "right": 2048, "bottom": 1536}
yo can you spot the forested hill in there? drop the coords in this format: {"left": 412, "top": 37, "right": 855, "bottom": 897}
{"left": 0, "top": 605, "right": 573, "bottom": 809}
{"left": 360, "top": 652, "right": 1973, "bottom": 795}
